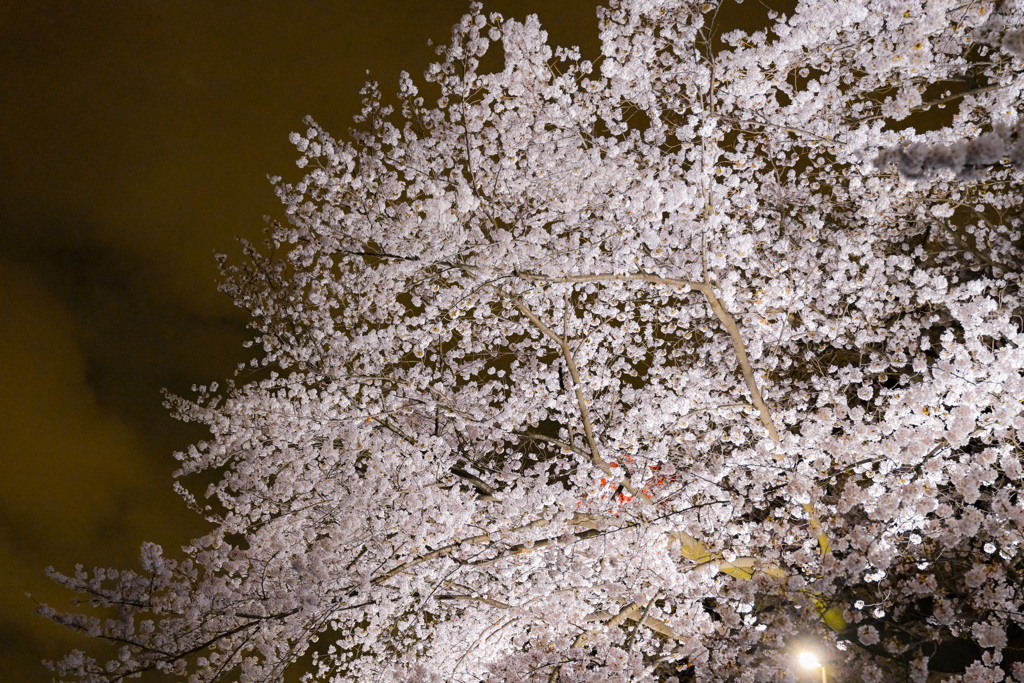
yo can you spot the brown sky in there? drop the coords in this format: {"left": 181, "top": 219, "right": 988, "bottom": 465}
{"left": 0, "top": 2, "right": 600, "bottom": 679}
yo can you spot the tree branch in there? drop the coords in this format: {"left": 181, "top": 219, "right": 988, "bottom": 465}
{"left": 515, "top": 301, "right": 619, "bottom": 482}
{"left": 515, "top": 271, "right": 780, "bottom": 446}
{"left": 371, "top": 517, "right": 552, "bottom": 584}
{"left": 701, "top": 288, "right": 781, "bottom": 445}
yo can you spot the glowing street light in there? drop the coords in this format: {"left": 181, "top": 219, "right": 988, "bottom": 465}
{"left": 798, "top": 650, "right": 827, "bottom": 683}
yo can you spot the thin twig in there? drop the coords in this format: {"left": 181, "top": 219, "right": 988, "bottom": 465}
{"left": 851, "top": 81, "right": 1016, "bottom": 125}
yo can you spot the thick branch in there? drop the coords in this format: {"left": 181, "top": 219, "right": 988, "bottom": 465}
{"left": 625, "top": 591, "right": 660, "bottom": 651}
{"left": 515, "top": 303, "right": 609, "bottom": 474}
{"left": 701, "top": 288, "right": 781, "bottom": 445}
{"left": 581, "top": 599, "right": 678, "bottom": 640}
{"left": 516, "top": 271, "right": 780, "bottom": 445}
{"left": 450, "top": 466, "right": 501, "bottom": 501}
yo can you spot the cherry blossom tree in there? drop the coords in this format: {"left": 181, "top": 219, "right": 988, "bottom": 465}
{"left": 42, "top": 0, "right": 1024, "bottom": 680}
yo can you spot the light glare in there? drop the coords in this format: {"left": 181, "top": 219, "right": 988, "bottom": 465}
{"left": 798, "top": 651, "right": 822, "bottom": 670}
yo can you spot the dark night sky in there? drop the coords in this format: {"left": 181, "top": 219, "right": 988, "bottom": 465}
{"left": 0, "top": 2, "right": 600, "bottom": 679}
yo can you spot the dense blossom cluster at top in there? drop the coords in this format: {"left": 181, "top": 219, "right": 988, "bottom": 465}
{"left": 41, "top": 0, "right": 1024, "bottom": 680}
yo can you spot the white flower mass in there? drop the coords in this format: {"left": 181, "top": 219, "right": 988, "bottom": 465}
{"left": 40, "top": 0, "right": 1024, "bottom": 681}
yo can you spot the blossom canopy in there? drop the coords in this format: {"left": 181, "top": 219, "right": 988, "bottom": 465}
{"left": 43, "top": 0, "right": 1024, "bottom": 681}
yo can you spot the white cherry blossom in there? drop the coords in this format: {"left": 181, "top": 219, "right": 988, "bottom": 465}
{"left": 41, "top": 0, "right": 1024, "bottom": 680}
